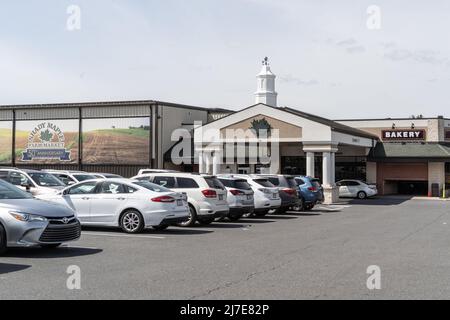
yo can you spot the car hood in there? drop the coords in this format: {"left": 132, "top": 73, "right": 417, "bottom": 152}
{"left": 0, "top": 198, "right": 75, "bottom": 218}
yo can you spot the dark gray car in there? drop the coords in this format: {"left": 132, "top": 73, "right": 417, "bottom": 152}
{"left": 0, "top": 180, "right": 80, "bottom": 254}
{"left": 258, "top": 174, "right": 300, "bottom": 214}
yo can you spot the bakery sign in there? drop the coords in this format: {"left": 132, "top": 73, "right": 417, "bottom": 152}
{"left": 382, "top": 129, "right": 426, "bottom": 141}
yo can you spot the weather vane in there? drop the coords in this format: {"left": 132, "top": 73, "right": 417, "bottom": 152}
{"left": 262, "top": 57, "right": 269, "bottom": 66}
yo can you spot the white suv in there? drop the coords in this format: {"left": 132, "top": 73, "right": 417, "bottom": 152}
{"left": 132, "top": 173, "right": 229, "bottom": 226}
{"left": 232, "top": 174, "right": 281, "bottom": 217}
{"left": 0, "top": 168, "right": 65, "bottom": 196}
{"left": 43, "top": 170, "right": 99, "bottom": 186}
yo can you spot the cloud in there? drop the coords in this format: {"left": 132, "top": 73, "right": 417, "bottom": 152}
{"left": 383, "top": 44, "right": 449, "bottom": 67}
{"left": 332, "top": 38, "right": 366, "bottom": 54}
{"left": 280, "top": 74, "right": 319, "bottom": 86}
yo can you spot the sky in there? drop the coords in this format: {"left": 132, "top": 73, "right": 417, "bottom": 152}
{"left": 0, "top": 0, "right": 449, "bottom": 119}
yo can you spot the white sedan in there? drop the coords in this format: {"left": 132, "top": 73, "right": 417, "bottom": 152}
{"left": 37, "top": 179, "right": 190, "bottom": 233}
{"left": 336, "top": 180, "right": 378, "bottom": 199}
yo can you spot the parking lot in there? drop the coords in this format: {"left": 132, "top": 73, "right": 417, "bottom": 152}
{"left": 1, "top": 197, "right": 449, "bottom": 300}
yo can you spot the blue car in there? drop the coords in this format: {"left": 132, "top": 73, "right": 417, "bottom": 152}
{"left": 293, "top": 176, "right": 323, "bottom": 211}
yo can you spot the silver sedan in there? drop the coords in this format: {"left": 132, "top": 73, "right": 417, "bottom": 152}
{"left": 0, "top": 180, "right": 80, "bottom": 255}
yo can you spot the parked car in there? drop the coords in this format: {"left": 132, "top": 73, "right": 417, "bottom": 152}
{"left": 132, "top": 173, "right": 229, "bottom": 226}
{"left": 336, "top": 180, "right": 378, "bottom": 199}
{"left": 293, "top": 176, "right": 323, "bottom": 211}
{"left": 137, "top": 169, "right": 179, "bottom": 176}
{"left": 43, "top": 170, "right": 98, "bottom": 186}
{"left": 92, "top": 173, "right": 124, "bottom": 179}
{"left": 232, "top": 174, "right": 281, "bottom": 216}
{"left": 217, "top": 175, "right": 255, "bottom": 221}
{"left": 258, "top": 174, "right": 300, "bottom": 213}
{"left": 37, "top": 179, "right": 190, "bottom": 233}
{"left": 0, "top": 168, "right": 65, "bottom": 196}
{"left": 0, "top": 179, "right": 80, "bottom": 254}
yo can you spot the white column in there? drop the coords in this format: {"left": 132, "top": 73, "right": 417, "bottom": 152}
{"left": 198, "top": 151, "right": 205, "bottom": 174}
{"left": 212, "top": 150, "right": 221, "bottom": 176}
{"left": 306, "top": 152, "right": 315, "bottom": 177}
{"left": 330, "top": 152, "right": 336, "bottom": 186}
{"left": 322, "top": 152, "right": 331, "bottom": 187}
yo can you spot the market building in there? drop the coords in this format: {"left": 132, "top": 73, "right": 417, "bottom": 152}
{"left": 1, "top": 59, "right": 448, "bottom": 203}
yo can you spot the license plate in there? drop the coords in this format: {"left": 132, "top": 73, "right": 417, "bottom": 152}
{"left": 273, "top": 193, "right": 278, "bottom": 199}
{"left": 177, "top": 199, "right": 183, "bottom": 206}
{"left": 247, "top": 195, "right": 252, "bottom": 200}
{"left": 219, "top": 195, "right": 224, "bottom": 201}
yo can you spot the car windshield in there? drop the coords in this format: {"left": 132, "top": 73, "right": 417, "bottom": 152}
{"left": 74, "top": 174, "right": 98, "bottom": 182}
{"left": 254, "top": 179, "right": 275, "bottom": 188}
{"left": 28, "top": 172, "right": 65, "bottom": 187}
{"left": 133, "top": 181, "right": 171, "bottom": 193}
{"left": 0, "top": 180, "right": 33, "bottom": 199}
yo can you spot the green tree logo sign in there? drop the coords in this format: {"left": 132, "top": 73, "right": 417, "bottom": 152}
{"left": 250, "top": 117, "right": 273, "bottom": 138}
{"left": 40, "top": 129, "right": 53, "bottom": 142}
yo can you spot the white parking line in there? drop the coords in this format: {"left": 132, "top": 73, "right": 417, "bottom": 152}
{"left": 82, "top": 232, "right": 166, "bottom": 239}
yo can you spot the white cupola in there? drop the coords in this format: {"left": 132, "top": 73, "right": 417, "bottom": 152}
{"left": 255, "top": 57, "right": 278, "bottom": 107}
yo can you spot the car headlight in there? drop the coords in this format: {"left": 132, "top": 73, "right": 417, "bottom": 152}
{"left": 9, "top": 212, "right": 48, "bottom": 222}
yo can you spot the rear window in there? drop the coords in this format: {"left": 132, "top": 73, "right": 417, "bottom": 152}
{"left": 133, "top": 181, "right": 170, "bottom": 193}
{"left": 253, "top": 179, "right": 275, "bottom": 188}
{"left": 311, "top": 179, "right": 321, "bottom": 188}
{"left": 295, "top": 178, "right": 306, "bottom": 186}
{"left": 286, "top": 177, "right": 297, "bottom": 188}
{"left": 219, "top": 179, "right": 252, "bottom": 190}
{"left": 74, "top": 174, "right": 98, "bottom": 182}
{"left": 177, "top": 177, "right": 199, "bottom": 189}
{"left": 153, "top": 176, "right": 176, "bottom": 188}
{"left": 268, "top": 177, "right": 280, "bottom": 186}
{"left": 204, "top": 177, "right": 225, "bottom": 190}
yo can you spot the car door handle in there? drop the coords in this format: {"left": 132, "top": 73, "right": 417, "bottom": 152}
{"left": 117, "top": 197, "right": 126, "bottom": 201}
{"left": 82, "top": 197, "right": 90, "bottom": 200}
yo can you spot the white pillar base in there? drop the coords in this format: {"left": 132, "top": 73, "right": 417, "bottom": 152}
{"left": 322, "top": 186, "right": 339, "bottom": 204}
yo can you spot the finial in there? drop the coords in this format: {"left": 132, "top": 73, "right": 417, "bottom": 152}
{"left": 262, "top": 57, "right": 269, "bottom": 66}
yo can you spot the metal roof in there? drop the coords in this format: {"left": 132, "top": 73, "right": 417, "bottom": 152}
{"left": 369, "top": 142, "right": 450, "bottom": 159}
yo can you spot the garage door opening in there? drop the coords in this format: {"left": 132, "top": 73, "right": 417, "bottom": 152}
{"left": 397, "top": 181, "right": 428, "bottom": 196}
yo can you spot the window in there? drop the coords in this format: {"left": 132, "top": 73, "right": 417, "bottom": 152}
{"left": 268, "top": 177, "right": 280, "bottom": 186}
{"left": 254, "top": 179, "right": 275, "bottom": 188}
{"left": 0, "top": 180, "right": 33, "bottom": 200}
{"left": 100, "top": 182, "right": 126, "bottom": 194}
{"left": 68, "top": 181, "right": 98, "bottom": 195}
{"left": 8, "top": 172, "right": 32, "bottom": 186}
{"left": 295, "top": 178, "right": 306, "bottom": 186}
{"left": 54, "top": 174, "right": 75, "bottom": 186}
{"left": 204, "top": 177, "right": 225, "bottom": 190}
{"left": 286, "top": 177, "right": 298, "bottom": 188}
{"left": 28, "top": 172, "right": 66, "bottom": 187}
{"left": 133, "top": 181, "right": 170, "bottom": 193}
{"left": 348, "top": 181, "right": 361, "bottom": 186}
{"left": 73, "top": 174, "right": 97, "bottom": 182}
{"left": 233, "top": 180, "right": 252, "bottom": 190}
{"left": 446, "top": 130, "right": 450, "bottom": 140}
{"left": 153, "top": 176, "right": 176, "bottom": 188}
{"left": 177, "top": 177, "right": 199, "bottom": 189}
{"left": 0, "top": 171, "right": 8, "bottom": 180}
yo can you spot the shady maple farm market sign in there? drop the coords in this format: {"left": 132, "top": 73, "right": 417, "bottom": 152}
{"left": 22, "top": 122, "right": 71, "bottom": 161}
{"left": 382, "top": 129, "right": 426, "bottom": 141}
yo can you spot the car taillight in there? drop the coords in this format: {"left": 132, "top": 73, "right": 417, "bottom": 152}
{"left": 308, "top": 187, "right": 317, "bottom": 191}
{"left": 283, "top": 188, "right": 296, "bottom": 195}
{"left": 151, "top": 196, "right": 175, "bottom": 203}
{"left": 230, "top": 189, "right": 244, "bottom": 196}
{"left": 202, "top": 189, "right": 217, "bottom": 198}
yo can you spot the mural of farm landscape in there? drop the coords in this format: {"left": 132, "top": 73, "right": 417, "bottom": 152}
{"left": 0, "top": 117, "right": 150, "bottom": 165}
{"left": 82, "top": 117, "right": 150, "bottom": 165}
{"left": 0, "top": 121, "right": 12, "bottom": 164}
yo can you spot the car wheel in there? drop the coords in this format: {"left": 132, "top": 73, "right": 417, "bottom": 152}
{"left": 254, "top": 210, "right": 269, "bottom": 217}
{"left": 120, "top": 210, "right": 145, "bottom": 233}
{"left": 304, "top": 204, "right": 314, "bottom": 211}
{"left": 41, "top": 243, "right": 62, "bottom": 249}
{"left": 178, "top": 205, "right": 197, "bottom": 227}
{"left": 292, "top": 198, "right": 305, "bottom": 212}
{"left": 0, "top": 224, "right": 7, "bottom": 255}
{"left": 357, "top": 191, "right": 367, "bottom": 199}
{"left": 198, "top": 217, "right": 215, "bottom": 225}
{"left": 228, "top": 213, "right": 243, "bottom": 222}
{"left": 152, "top": 225, "right": 169, "bottom": 231}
